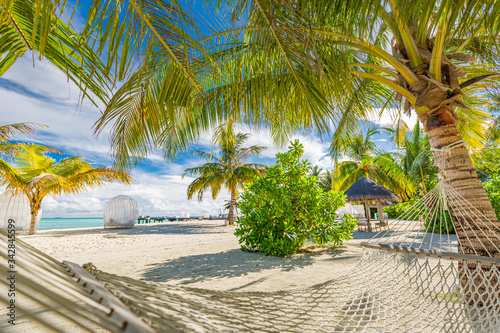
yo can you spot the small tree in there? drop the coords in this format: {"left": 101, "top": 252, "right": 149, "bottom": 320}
{"left": 235, "top": 140, "right": 357, "bottom": 257}
{"left": 0, "top": 144, "right": 132, "bottom": 234}
{"left": 183, "top": 124, "right": 267, "bottom": 225}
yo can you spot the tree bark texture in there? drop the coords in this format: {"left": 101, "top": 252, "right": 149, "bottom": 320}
{"left": 425, "top": 124, "right": 500, "bottom": 258}
{"left": 28, "top": 208, "right": 39, "bottom": 235}
{"left": 227, "top": 188, "right": 236, "bottom": 225}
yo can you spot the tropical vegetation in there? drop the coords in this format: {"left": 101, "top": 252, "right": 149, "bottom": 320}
{"left": 484, "top": 175, "right": 500, "bottom": 221}
{"left": 183, "top": 124, "right": 267, "bottom": 225}
{"left": 331, "top": 126, "right": 415, "bottom": 200}
{"left": 0, "top": 144, "right": 132, "bottom": 234}
{"left": 474, "top": 111, "right": 500, "bottom": 179}
{"left": 235, "top": 140, "right": 357, "bottom": 257}
{"left": 386, "top": 122, "right": 438, "bottom": 194}
{"left": 2, "top": 0, "right": 500, "bottom": 258}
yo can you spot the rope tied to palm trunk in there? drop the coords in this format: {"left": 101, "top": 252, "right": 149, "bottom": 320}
{"left": 430, "top": 139, "right": 465, "bottom": 209}
{"left": 430, "top": 139, "right": 465, "bottom": 181}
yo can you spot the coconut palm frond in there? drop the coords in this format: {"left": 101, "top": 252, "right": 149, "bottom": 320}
{"left": 1, "top": 0, "right": 111, "bottom": 105}
{"left": 0, "top": 123, "right": 46, "bottom": 142}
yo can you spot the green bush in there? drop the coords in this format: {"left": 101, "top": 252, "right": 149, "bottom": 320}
{"left": 484, "top": 174, "right": 500, "bottom": 220}
{"left": 423, "top": 208, "right": 455, "bottom": 234}
{"left": 384, "top": 195, "right": 455, "bottom": 234}
{"left": 234, "top": 140, "right": 357, "bottom": 257}
{"left": 383, "top": 196, "right": 420, "bottom": 219}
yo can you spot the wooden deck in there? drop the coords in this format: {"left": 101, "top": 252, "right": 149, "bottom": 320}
{"left": 136, "top": 216, "right": 208, "bottom": 224}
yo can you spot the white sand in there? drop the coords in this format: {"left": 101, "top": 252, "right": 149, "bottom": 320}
{"left": 5, "top": 220, "right": 460, "bottom": 332}
{"left": 20, "top": 219, "right": 367, "bottom": 292}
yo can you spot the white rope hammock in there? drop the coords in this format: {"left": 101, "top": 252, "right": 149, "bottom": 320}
{"left": 1, "top": 180, "right": 499, "bottom": 332}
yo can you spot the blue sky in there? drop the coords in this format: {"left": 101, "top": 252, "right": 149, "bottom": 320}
{"left": 0, "top": 3, "right": 418, "bottom": 218}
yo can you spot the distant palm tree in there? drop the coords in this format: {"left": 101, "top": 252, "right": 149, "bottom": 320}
{"left": 0, "top": 144, "right": 132, "bottom": 234}
{"left": 332, "top": 126, "right": 415, "bottom": 199}
{"left": 319, "top": 170, "right": 334, "bottom": 192}
{"left": 183, "top": 125, "right": 267, "bottom": 225}
{"left": 396, "top": 122, "right": 437, "bottom": 194}
{"left": 308, "top": 166, "right": 335, "bottom": 192}
{"left": 309, "top": 165, "right": 323, "bottom": 178}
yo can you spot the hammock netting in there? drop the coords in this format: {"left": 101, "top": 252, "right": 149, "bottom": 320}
{"left": 1, "top": 182, "right": 499, "bottom": 332}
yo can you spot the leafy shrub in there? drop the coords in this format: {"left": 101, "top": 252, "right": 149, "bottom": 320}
{"left": 423, "top": 205, "right": 455, "bottom": 234}
{"left": 484, "top": 174, "right": 500, "bottom": 220}
{"left": 384, "top": 195, "right": 455, "bottom": 234}
{"left": 383, "top": 196, "right": 420, "bottom": 219}
{"left": 234, "top": 140, "right": 357, "bottom": 257}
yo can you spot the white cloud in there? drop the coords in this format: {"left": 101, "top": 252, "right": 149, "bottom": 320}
{"left": 367, "top": 108, "right": 419, "bottom": 129}
{"left": 43, "top": 195, "right": 104, "bottom": 214}
{"left": 35, "top": 171, "right": 230, "bottom": 218}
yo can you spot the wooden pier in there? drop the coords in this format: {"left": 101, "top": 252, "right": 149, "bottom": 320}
{"left": 136, "top": 216, "right": 207, "bottom": 224}
{"left": 137, "top": 217, "right": 170, "bottom": 224}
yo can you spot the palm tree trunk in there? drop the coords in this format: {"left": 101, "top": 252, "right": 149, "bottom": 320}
{"left": 227, "top": 188, "right": 237, "bottom": 225}
{"left": 426, "top": 124, "right": 499, "bottom": 256}
{"left": 28, "top": 207, "right": 39, "bottom": 235}
{"left": 426, "top": 123, "right": 500, "bottom": 305}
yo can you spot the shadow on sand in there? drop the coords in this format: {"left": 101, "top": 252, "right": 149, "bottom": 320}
{"left": 141, "top": 247, "right": 348, "bottom": 284}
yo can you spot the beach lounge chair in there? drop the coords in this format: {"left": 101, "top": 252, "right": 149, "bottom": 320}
{"left": 349, "top": 204, "right": 371, "bottom": 232}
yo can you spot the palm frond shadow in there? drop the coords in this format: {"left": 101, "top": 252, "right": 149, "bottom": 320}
{"left": 141, "top": 247, "right": 348, "bottom": 284}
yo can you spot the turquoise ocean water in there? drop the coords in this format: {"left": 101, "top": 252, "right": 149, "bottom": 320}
{"left": 38, "top": 218, "right": 104, "bottom": 230}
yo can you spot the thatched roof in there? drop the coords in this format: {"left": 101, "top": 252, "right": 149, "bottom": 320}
{"left": 370, "top": 200, "right": 394, "bottom": 207}
{"left": 344, "top": 177, "right": 402, "bottom": 203}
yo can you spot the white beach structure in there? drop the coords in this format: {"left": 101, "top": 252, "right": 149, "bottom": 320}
{"left": 103, "top": 195, "right": 139, "bottom": 229}
{"left": 0, "top": 193, "right": 41, "bottom": 233}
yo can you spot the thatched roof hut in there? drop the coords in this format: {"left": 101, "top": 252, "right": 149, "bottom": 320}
{"left": 344, "top": 177, "right": 401, "bottom": 203}
{"left": 344, "top": 177, "right": 401, "bottom": 231}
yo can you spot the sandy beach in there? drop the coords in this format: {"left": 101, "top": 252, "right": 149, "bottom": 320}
{"left": 20, "top": 219, "right": 369, "bottom": 292}
{"left": 4, "top": 219, "right": 461, "bottom": 333}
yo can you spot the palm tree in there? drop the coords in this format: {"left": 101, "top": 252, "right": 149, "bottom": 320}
{"left": 319, "top": 170, "right": 334, "bottom": 192}
{"left": 332, "top": 126, "right": 415, "bottom": 199}
{"left": 62, "top": 1, "right": 499, "bottom": 258}
{"left": 233, "top": 0, "right": 500, "bottom": 259}
{"left": 309, "top": 165, "right": 323, "bottom": 178}
{"left": 183, "top": 125, "right": 267, "bottom": 225}
{"left": 386, "top": 122, "right": 438, "bottom": 194}
{"left": 0, "top": 144, "right": 132, "bottom": 234}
